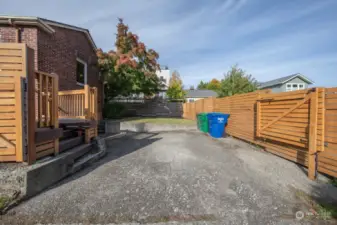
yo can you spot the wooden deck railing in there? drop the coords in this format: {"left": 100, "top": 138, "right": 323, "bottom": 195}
{"left": 35, "top": 71, "right": 59, "bottom": 128}
{"left": 0, "top": 43, "right": 99, "bottom": 164}
{"left": 58, "top": 89, "right": 86, "bottom": 119}
{"left": 58, "top": 85, "right": 98, "bottom": 120}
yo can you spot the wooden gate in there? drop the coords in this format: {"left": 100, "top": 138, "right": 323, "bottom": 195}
{"left": 0, "top": 75, "right": 25, "bottom": 162}
{"left": 257, "top": 88, "right": 324, "bottom": 179}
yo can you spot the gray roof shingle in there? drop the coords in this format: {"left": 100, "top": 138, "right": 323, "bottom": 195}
{"left": 186, "top": 90, "right": 217, "bottom": 98}
{"left": 259, "top": 73, "right": 314, "bottom": 89}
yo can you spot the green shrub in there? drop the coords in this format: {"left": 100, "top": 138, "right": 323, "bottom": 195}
{"left": 103, "top": 103, "right": 126, "bottom": 119}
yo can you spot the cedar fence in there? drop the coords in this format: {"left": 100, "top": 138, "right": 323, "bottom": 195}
{"left": 0, "top": 43, "right": 98, "bottom": 164}
{"left": 183, "top": 88, "right": 337, "bottom": 180}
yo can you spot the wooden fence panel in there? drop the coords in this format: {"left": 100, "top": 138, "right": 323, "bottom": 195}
{"left": 258, "top": 89, "right": 313, "bottom": 148}
{"left": 0, "top": 43, "right": 27, "bottom": 77}
{"left": 214, "top": 97, "right": 230, "bottom": 113}
{"left": 195, "top": 99, "right": 204, "bottom": 115}
{"left": 204, "top": 97, "right": 215, "bottom": 112}
{"left": 317, "top": 88, "right": 337, "bottom": 177}
{"left": 182, "top": 103, "right": 187, "bottom": 119}
{"left": 0, "top": 75, "right": 24, "bottom": 162}
{"left": 182, "top": 88, "right": 335, "bottom": 179}
{"left": 0, "top": 43, "right": 27, "bottom": 162}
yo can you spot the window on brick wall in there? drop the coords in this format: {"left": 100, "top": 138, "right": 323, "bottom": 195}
{"left": 76, "top": 58, "right": 87, "bottom": 86}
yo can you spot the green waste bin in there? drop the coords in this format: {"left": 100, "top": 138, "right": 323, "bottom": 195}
{"left": 197, "top": 113, "right": 209, "bottom": 133}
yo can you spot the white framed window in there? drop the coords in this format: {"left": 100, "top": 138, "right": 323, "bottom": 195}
{"left": 76, "top": 58, "right": 87, "bottom": 86}
{"left": 286, "top": 83, "right": 305, "bottom": 92}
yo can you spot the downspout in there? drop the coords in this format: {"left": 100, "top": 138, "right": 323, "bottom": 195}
{"left": 8, "top": 18, "right": 22, "bottom": 43}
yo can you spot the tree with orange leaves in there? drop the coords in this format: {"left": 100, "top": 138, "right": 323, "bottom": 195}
{"left": 97, "top": 19, "right": 162, "bottom": 101}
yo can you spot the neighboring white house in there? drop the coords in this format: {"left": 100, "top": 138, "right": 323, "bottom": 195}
{"left": 259, "top": 73, "right": 314, "bottom": 93}
{"left": 185, "top": 90, "right": 218, "bottom": 103}
{"left": 156, "top": 68, "right": 170, "bottom": 89}
{"left": 156, "top": 68, "right": 170, "bottom": 98}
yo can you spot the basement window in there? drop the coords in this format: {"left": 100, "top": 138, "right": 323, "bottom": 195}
{"left": 76, "top": 58, "right": 87, "bottom": 86}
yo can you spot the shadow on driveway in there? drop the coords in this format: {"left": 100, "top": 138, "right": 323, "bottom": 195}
{"left": 46, "top": 132, "right": 162, "bottom": 194}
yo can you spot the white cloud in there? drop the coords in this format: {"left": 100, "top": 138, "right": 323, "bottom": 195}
{"left": 1, "top": 0, "right": 337, "bottom": 87}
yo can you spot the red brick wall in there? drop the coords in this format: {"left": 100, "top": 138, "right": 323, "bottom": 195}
{"left": 0, "top": 25, "right": 103, "bottom": 119}
{"left": 37, "top": 25, "right": 102, "bottom": 118}
{"left": 0, "top": 26, "right": 38, "bottom": 69}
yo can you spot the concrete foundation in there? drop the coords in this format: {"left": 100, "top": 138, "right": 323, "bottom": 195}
{"left": 0, "top": 134, "right": 120, "bottom": 213}
{"left": 105, "top": 120, "right": 120, "bottom": 134}
{"left": 119, "top": 121, "right": 197, "bottom": 132}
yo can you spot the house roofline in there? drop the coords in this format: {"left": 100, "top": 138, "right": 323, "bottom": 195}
{"left": 0, "top": 15, "right": 97, "bottom": 50}
{"left": 260, "top": 73, "right": 314, "bottom": 89}
{"left": 281, "top": 74, "right": 314, "bottom": 85}
{"left": 0, "top": 16, "right": 55, "bottom": 33}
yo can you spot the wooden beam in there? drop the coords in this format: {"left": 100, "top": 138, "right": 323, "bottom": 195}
{"left": 84, "top": 85, "right": 89, "bottom": 120}
{"left": 0, "top": 155, "right": 16, "bottom": 162}
{"left": 14, "top": 76, "right": 23, "bottom": 162}
{"left": 58, "top": 89, "right": 85, "bottom": 96}
{"left": 85, "top": 128, "right": 90, "bottom": 144}
{"left": 45, "top": 75, "right": 49, "bottom": 126}
{"left": 256, "top": 93, "right": 261, "bottom": 137}
{"left": 52, "top": 73, "right": 59, "bottom": 155}
{"left": 35, "top": 128, "right": 63, "bottom": 144}
{"left": 319, "top": 88, "right": 325, "bottom": 152}
{"left": 308, "top": 89, "right": 318, "bottom": 180}
{"left": 15, "top": 28, "right": 20, "bottom": 43}
{"left": 38, "top": 73, "right": 43, "bottom": 127}
{"left": 27, "top": 47, "right": 36, "bottom": 164}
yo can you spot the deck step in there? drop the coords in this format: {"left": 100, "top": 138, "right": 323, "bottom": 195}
{"left": 59, "top": 136, "right": 84, "bottom": 153}
{"left": 68, "top": 143, "right": 93, "bottom": 162}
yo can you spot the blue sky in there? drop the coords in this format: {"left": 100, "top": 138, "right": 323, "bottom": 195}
{"left": 1, "top": 0, "right": 337, "bottom": 87}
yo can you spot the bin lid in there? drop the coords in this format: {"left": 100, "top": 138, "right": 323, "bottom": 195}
{"left": 207, "top": 112, "right": 230, "bottom": 117}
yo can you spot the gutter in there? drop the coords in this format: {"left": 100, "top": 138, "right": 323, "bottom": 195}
{"left": 0, "top": 17, "right": 55, "bottom": 34}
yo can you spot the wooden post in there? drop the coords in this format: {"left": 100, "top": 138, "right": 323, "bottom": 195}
{"left": 27, "top": 47, "right": 36, "bottom": 164}
{"left": 308, "top": 89, "right": 318, "bottom": 180}
{"left": 94, "top": 128, "right": 98, "bottom": 137}
{"left": 94, "top": 87, "right": 98, "bottom": 120}
{"left": 320, "top": 88, "right": 325, "bottom": 152}
{"left": 85, "top": 128, "right": 90, "bottom": 144}
{"left": 256, "top": 93, "right": 261, "bottom": 137}
{"left": 45, "top": 76, "right": 49, "bottom": 126}
{"left": 38, "top": 73, "right": 43, "bottom": 127}
{"left": 84, "top": 84, "right": 89, "bottom": 119}
{"left": 51, "top": 73, "right": 59, "bottom": 155}
{"left": 14, "top": 76, "right": 23, "bottom": 162}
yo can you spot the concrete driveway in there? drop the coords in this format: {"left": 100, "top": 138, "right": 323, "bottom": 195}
{"left": 2, "top": 132, "right": 336, "bottom": 224}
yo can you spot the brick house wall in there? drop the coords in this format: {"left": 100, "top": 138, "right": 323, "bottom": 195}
{"left": 0, "top": 25, "right": 103, "bottom": 119}
{"left": 0, "top": 26, "right": 38, "bottom": 69}
{"left": 37, "top": 25, "right": 103, "bottom": 117}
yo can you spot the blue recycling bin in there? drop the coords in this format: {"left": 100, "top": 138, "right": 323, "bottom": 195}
{"left": 208, "top": 113, "right": 230, "bottom": 138}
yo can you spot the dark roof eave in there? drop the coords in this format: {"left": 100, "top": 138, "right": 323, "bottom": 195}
{"left": 0, "top": 15, "right": 97, "bottom": 50}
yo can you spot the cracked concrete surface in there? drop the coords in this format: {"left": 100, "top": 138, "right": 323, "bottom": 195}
{"left": 1, "top": 132, "right": 336, "bottom": 225}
